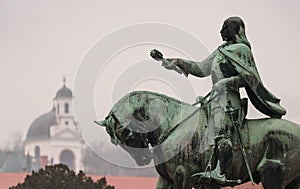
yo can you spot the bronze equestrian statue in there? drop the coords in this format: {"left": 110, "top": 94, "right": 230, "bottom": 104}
{"left": 95, "top": 17, "right": 299, "bottom": 189}
{"left": 96, "top": 91, "right": 299, "bottom": 189}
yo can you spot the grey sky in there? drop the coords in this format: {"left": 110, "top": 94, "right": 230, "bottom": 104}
{"left": 0, "top": 1, "right": 300, "bottom": 146}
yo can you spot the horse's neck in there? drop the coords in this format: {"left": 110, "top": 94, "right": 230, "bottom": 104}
{"left": 149, "top": 96, "right": 199, "bottom": 145}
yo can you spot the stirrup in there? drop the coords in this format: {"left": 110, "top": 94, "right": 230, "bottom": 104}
{"left": 192, "top": 161, "right": 241, "bottom": 185}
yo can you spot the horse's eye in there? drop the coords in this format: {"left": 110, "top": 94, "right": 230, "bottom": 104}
{"left": 121, "top": 129, "right": 130, "bottom": 138}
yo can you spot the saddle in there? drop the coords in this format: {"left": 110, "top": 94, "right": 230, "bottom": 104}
{"left": 196, "top": 96, "right": 250, "bottom": 151}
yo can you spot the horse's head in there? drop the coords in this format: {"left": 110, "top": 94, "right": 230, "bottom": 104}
{"left": 95, "top": 111, "right": 152, "bottom": 166}
{"left": 95, "top": 91, "right": 191, "bottom": 166}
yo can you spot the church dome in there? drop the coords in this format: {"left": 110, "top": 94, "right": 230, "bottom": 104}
{"left": 55, "top": 85, "right": 72, "bottom": 99}
{"left": 55, "top": 79, "right": 73, "bottom": 99}
{"left": 26, "top": 108, "right": 57, "bottom": 140}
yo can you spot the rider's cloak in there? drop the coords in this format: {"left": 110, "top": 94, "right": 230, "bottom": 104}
{"left": 218, "top": 43, "right": 286, "bottom": 118}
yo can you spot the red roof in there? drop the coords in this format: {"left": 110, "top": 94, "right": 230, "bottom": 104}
{"left": 91, "top": 175, "right": 157, "bottom": 189}
{"left": 0, "top": 172, "right": 262, "bottom": 189}
{"left": 0, "top": 173, "right": 27, "bottom": 189}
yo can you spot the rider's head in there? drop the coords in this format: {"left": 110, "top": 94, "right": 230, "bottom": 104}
{"left": 220, "top": 16, "right": 251, "bottom": 48}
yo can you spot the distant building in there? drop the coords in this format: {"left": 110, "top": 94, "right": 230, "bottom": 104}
{"left": 24, "top": 79, "right": 85, "bottom": 172}
{"left": 2, "top": 152, "right": 25, "bottom": 172}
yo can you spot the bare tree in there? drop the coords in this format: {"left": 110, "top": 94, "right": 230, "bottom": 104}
{"left": 0, "top": 132, "right": 25, "bottom": 171}
{"left": 3, "top": 132, "right": 24, "bottom": 155}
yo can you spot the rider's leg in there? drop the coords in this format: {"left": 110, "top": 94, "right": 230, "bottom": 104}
{"left": 193, "top": 111, "right": 240, "bottom": 185}
{"left": 215, "top": 120, "right": 235, "bottom": 173}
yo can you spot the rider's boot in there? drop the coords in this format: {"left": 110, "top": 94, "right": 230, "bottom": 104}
{"left": 192, "top": 137, "right": 241, "bottom": 185}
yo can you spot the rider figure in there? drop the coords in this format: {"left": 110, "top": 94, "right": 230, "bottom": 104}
{"left": 151, "top": 16, "right": 286, "bottom": 184}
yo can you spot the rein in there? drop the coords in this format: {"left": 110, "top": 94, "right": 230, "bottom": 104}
{"left": 157, "top": 91, "right": 212, "bottom": 145}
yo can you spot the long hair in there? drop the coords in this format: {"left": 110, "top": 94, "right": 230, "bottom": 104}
{"left": 223, "top": 16, "right": 251, "bottom": 49}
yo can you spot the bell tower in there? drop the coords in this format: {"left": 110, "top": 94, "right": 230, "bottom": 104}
{"left": 54, "top": 77, "right": 74, "bottom": 125}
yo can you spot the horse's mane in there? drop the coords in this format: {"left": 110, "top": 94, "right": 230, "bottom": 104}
{"left": 112, "top": 90, "right": 193, "bottom": 112}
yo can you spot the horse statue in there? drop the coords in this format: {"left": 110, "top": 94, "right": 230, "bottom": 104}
{"left": 95, "top": 91, "right": 300, "bottom": 189}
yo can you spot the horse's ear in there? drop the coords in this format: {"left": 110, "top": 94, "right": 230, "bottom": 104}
{"left": 94, "top": 120, "right": 107, "bottom": 127}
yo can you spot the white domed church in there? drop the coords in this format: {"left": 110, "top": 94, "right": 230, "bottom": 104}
{"left": 24, "top": 79, "right": 85, "bottom": 172}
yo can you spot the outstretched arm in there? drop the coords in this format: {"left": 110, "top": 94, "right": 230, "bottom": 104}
{"left": 167, "top": 59, "right": 206, "bottom": 77}
{"left": 150, "top": 49, "right": 185, "bottom": 76}
{"left": 150, "top": 49, "right": 216, "bottom": 78}
{"left": 166, "top": 50, "right": 217, "bottom": 78}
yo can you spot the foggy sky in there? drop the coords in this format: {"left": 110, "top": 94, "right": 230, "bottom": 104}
{"left": 0, "top": 0, "right": 300, "bottom": 147}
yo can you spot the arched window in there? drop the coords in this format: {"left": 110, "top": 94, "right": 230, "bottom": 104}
{"left": 34, "top": 146, "right": 40, "bottom": 159}
{"left": 64, "top": 103, "right": 69, "bottom": 114}
{"left": 57, "top": 104, "right": 60, "bottom": 114}
{"left": 60, "top": 149, "right": 75, "bottom": 170}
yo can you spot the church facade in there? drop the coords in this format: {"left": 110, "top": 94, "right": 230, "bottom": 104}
{"left": 24, "top": 79, "right": 85, "bottom": 172}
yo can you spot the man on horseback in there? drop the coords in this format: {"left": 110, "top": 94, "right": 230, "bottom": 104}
{"left": 151, "top": 16, "right": 286, "bottom": 184}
